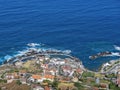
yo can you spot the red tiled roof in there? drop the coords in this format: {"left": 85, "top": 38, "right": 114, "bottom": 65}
{"left": 44, "top": 86, "right": 50, "bottom": 90}
{"left": 32, "top": 75, "right": 41, "bottom": 79}
{"left": 44, "top": 75, "right": 54, "bottom": 79}
{"left": 100, "top": 83, "right": 107, "bottom": 88}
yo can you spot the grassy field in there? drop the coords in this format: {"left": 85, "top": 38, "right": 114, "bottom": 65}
{"left": 58, "top": 83, "right": 76, "bottom": 90}
{"left": 0, "top": 81, "right": 30, "bottom": 90}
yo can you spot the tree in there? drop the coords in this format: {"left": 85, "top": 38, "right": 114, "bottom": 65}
{"left": 43, "top": 80, "right": 52, "bottom": 85}
{"left": 52, "top": 80, "right": 59, "bottom": 88}
{"left": 109, "top": 82, "right": 120, "bottom": 90}
{"left": 16, "top": 80, "right": 21, "bottom": 85}
{"left": 74, "top": 82, "right": 84, "bottom": 90}
{"left": 82, "top": 72, "right": 94, "bottom": 78}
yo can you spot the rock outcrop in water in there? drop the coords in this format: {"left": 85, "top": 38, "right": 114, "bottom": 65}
{"left": 89, "top": 51, "right": 112, "bottom": 60}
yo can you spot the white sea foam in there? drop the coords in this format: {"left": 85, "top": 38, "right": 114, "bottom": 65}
{"left": 3, "top": 55, "right": 13, "bottom": 62}
{"left": 17, "top": 50, "right": 28, "bottom": 56}
{"left": 27, "top": 43, "right": 72, "bottom": 54}
{"left": 27, "top": 43, "right": 41, "bottom": 47}
{"left": 63, "top": 50, "right": 71, "bottom": 54}
{"left": 4, "top": 55, "right": 12, "bottom": 60}
{"left": 0, "top": 43, "right": 72, "bottom": 64}
{"left": 111, "top": 52, "right": 120, "bottom": 56}
{"left": 106, "top": 52, "right": 120, "bottom": 57}
{"left": 45, "top": 48, "right": 71, "bottom": 54}
{"left": 114, "top": 45, "right": 120, "bottom": 51}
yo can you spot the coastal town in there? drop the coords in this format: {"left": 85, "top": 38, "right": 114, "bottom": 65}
{"left": 0, "top": 48, "right": 120, "bottom": 90}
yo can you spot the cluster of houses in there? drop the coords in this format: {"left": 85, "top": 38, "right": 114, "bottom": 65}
{"left": 33, "top": 55, "right": 84, "bottom": 83}
{"left": 1, "top": 52, "right": 120, "bottom": 90}
{"left": 100, "top": 60, "right": 120, "bottom": 87}
{"left": 29, "top": 74, "right": 55, "bottom": 83}
{"left": 5, "top": 70, "right": 28, "bottom": 84}
{"left": 0, "top": 54, "right": 84, "bottom": 90}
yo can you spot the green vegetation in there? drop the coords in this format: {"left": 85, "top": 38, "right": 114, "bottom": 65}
{"left": 90, "top": 80, "right": 97, "bottom": 86}
{"left": 52, "top": 76, "right": 59, "bottom": 89}
{"left": 1, "top": 72, "right": 6, "bottom": 79}
{"left": 100, "top": 79, "right": 110, "bottom": 84}
{"left": 43, "top": 80, "right": 52, "bottom": 85}
{"left": 14, "top": 69, "right": 19, "bottom": 72}
{"left": 82, "top": 72, "right": 94, "bottom": 77}
{"left": 16, "top": 80, "right": 22, "bottom": 85}
{"left": 109, "top": 82, "right": 120, "bottom": 90}
{"left": 52, "top": 80, "right": 59, "bottom": 89}
{"left": 74, "top": 82, "right": 84, "bottom": 90}
{"left": 105, "top": 73, "right": 117, "bottom": 78}
{"left": 114, "top": 61, "right": 120, "bottom": 64}
{"left": 8, "top": 69, "right": 15, "bottom": 73}
{"left": 0, "top": 79, "right": 7, "bottom": 83}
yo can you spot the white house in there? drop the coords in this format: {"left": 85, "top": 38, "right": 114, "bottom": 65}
{"left": 33, "top": 86, "right": 44, "bottom": 90}
{"left": 29, "top": 75, "right": 43, "bottom": 83}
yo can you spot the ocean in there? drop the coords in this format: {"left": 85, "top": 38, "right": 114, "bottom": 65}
{"left": 0, "top": 0, "right": 120, "bottom": 71}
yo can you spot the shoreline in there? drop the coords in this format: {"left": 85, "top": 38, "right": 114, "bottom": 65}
{"left": 0, "top": 47, "right": 120, "bottom": 90}
{"left": 2, "top": 48, "right": 86, "bottom": 69}
{"left": 1, "top": 48, "right": 120, "bottom": 73}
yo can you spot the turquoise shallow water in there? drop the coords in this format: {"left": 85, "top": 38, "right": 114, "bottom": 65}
{"left": 0, "top": 0, "right": 120, "bottom": 71}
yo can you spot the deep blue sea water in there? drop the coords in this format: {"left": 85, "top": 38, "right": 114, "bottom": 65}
{"left": 0, "top": 0, "right": 120, "bottom": 71}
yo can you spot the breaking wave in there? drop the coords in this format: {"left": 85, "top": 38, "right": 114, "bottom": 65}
{"left": 27, "top": 43, "right": 42, "bottom": 47}
{"left": 110, "top": 52, "right": 120, "bottom": 56}
{"left": 0, "top": 43, "right": 72, "bottom": 64}
{"left": 114, "top": 45, "right": 120, "bottom": 51}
